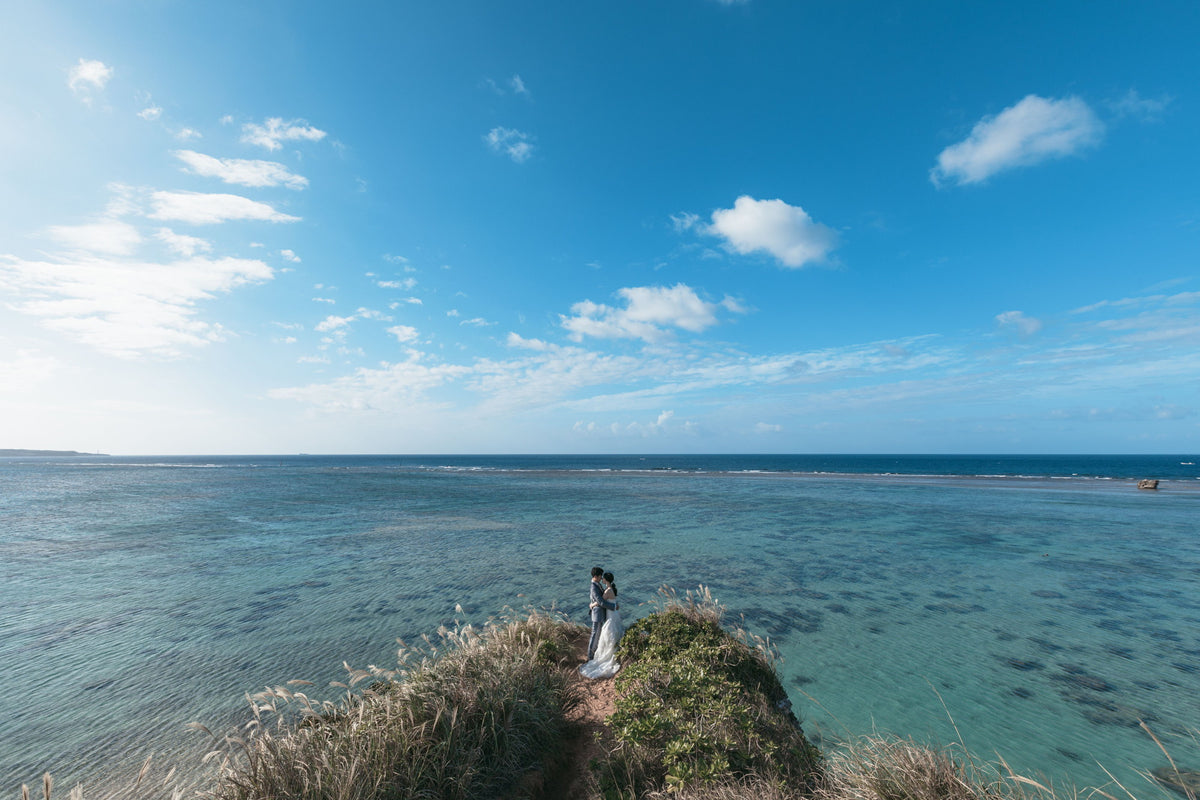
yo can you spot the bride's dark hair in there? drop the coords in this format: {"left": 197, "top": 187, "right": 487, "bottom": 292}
{"left": 604, "top": 572, "right": 617, "bottom": 596}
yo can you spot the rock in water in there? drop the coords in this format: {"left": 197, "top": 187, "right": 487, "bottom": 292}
{"left": 1137, "top": 479, "right": 1159, "bottom": 490}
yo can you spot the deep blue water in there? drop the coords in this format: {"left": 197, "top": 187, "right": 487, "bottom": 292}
{"left": 2, "top": 454, "right": 1198, "bottom": 795}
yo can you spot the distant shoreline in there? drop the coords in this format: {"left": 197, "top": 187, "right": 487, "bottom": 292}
{"left": 0, "top": 449, "right": 108, "bottom": 457}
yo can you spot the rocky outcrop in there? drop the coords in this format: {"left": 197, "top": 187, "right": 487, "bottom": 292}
{"left": 1137, "top": 479, "right": 1159, "bottom": 490}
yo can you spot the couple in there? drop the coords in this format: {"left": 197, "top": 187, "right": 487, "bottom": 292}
{"left": 581, "top": 566, "right": 623, "bottom": 680}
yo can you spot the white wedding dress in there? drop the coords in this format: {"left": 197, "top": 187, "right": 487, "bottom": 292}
{"left": 580, "top": 607, "right": 623, "bottom": 679}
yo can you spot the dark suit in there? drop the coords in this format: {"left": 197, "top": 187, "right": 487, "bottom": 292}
{"left": 588, "top": 579, "right": 615, "bottom": 659}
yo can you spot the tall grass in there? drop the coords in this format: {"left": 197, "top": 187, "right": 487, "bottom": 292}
{"left": 198, "top": 607, "right": 578, "bottom": 800}
{"left": 21, "top": 589, "right": 1198, "bottom": 800}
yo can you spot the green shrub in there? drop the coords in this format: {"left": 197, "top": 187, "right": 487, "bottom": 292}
{"left": 597, "top": 591, "right": 820, "bottom": 798}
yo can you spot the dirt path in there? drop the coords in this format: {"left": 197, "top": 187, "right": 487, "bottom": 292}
{"left": 539, "top": 630, "right": 618, "bottom": 799}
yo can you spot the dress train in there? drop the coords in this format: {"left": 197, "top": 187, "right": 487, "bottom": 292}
{"left": 580, "top": 609, "right": 623, "bottom": 679}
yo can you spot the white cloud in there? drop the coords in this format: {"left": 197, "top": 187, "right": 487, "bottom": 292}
{"left": 485, "top": 127, "right": 534, "bottom": 163}
{"left": 931, "top": 95, "right": 1104, "bottom": 186}
{"left": 313, "top": 297, "right": 336, "bottom": 304}
{"left": 510, "top": 74, "right": 529, "bottom": 96}
{"left": 270, "top": 351, "right": 472, "bottom": 411}
{"left": 174, "top": 150, "right": 308, "bottom": 190}
{"left": 149, "top": 191, "right": 300, "bottom": 224}
{"left": 316, "top": 315, "right": 355, "bottom": 332}
{"left": 280, "top": 249, "right": 301, "bottom": 263}
{"left": 460, "top": 317, "right": 493, "bottom": 327}
{"left": 154, "top": 228, "right": 212, "bottom": 257}
{"left": 507, "top": 332, "right": 550, "bottom": 350}
{"left": 996, "top": 310, "right": 1043, "bottom": 336}
{"left": 138, "top": 105, "right": 163, "bottom": 121}
{"left": 314, "top": 308, "right": 394, "bottom": 338}
{"left": 572, "top": 410, "right": 684, "bottom": 438}
{"left": 175, "top": 128, "right": 202, "bottom": 141}
{"left": 707, "top": 196, "right": 837, "bottom": 268}
{"left": 260, "top": 291, "right": 1200, "bottom": 446}
{"left": 67, "top": 58, "right": 112, "bottom": 98}
{"left": 388, "top": 325, "right": 419, "bottom": 343}
{"left": 241, "top": 118, "right": 327, "bottom": 151}
{"left": 47, "top": 221, "right": 142, "bottom": 256}
{"left": 561, "top": 283, "right": 738, "bottom": 343}
{"left": 378, "top": 278, "right": 417, "bottom": 290}
{"left": 0, "top": 252, "right": 273, "bottom": 358}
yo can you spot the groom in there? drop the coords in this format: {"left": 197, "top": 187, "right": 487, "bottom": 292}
{"left": 587, "top": 565, "right": 616, "bottom": 661}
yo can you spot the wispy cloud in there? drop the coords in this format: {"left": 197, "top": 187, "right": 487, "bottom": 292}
{"left": 995, "top": 310, "right": 1043, "bottom": 336}
{"left": 1106, "top": 89, "right": 1171, "bottom": 121}
{"left": 267, "top": 290, "right": 1200, "bottom": 444}
{"left": 507, "top": 333, "right": 550, "bottom": 351}
{"left": 316, "top": 314, "right": 355, "bottom": 332}
{"left": 703, "top": 196, "right": 837, "bottom": 269}
{"left": 148, "top": 191, "right": 300, "bottom": 224}
{"left": 484, "top": 75, "right": 532, "bottom": 98}
{"left": 174, "top": 150, "right": 309, "bottom": 189}
{"left": 572, "top": 410, "right": 690, "bottom": 439}
{"left": 67, "top": 58, "right": 112, "bottom": 103}
{"left": 46, "top": 221, "right": 142, "bottom": 256}
{"left": 561, "top": 284, "right": 743, "bottom": 343}
{"left": 485, "top": 127, "right": 534, "bottom": 163}
{"left": 378, "top": 278, "right": 417, "bottom": 290}
{"left": 154, "top": 228, "right": 212, "bottom": 257}
{"left": 670, "top": 212, "right": 700, "bottom": 232}
{"left": 0, "top": 252, "right": 273, "bottom": 358}
{"left": 241, "top": 118, "right": 327, "bottom": 151}
{"left": 932, "top": 94, "right": 1103, "bottom": 186}
{"left": 314, "top": 307, "right": 394, "bottom": 339}
{"left": 270, "top": 351, "right": 473, "bottom": 411}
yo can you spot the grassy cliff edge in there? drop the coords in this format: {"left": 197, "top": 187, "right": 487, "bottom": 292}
{"left": 27, "top": 588, "right": 1199, "bottom": 800}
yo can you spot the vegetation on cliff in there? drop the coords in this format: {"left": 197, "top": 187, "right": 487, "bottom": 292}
{"left": 25, "top": 588, "right": 1198, "bottom": 800}
{"left": 596, "top": 586, "right": 820, "bottom": 797}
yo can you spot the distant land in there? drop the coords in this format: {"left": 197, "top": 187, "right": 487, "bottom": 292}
{"left": 0, "top": 449, "right": 108, "bottom": 457}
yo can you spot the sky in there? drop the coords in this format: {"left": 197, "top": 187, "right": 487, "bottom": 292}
{"left": 0, "top": 0, "right": 1197, "bottom": 455}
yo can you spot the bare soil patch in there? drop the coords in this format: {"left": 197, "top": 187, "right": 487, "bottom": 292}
{"left": 538, "top": 628, "right": 618, "bottom": 799}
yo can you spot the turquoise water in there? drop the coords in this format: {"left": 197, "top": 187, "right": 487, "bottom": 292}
{"left": 2, "top": 455, "right": 1198, "bottom": 795}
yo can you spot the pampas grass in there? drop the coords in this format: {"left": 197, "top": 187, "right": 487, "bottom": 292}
{"left": 23, "top": 590, "right": 1198, "bottom": 800}
{"left": 200, "top": 606, "right": 578, "bottom": 800}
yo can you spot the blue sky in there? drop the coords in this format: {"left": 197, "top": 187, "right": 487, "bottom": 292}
{"left": 1, "top": 0, "right": 1197, "bottom": 454}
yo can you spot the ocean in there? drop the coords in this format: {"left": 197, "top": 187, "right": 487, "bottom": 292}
{"left": 2, "top": 454, "right": 1198, "bottom": 795}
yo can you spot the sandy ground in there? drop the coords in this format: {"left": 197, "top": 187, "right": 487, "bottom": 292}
{"left": 537, "top": 630, "right": 618, "bottom": 799}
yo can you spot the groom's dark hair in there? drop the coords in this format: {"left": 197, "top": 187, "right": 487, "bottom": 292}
{"left": 591, "top": 566, "right": 604, "bottom": 577}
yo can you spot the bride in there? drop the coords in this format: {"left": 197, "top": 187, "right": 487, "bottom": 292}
{"left": 580, "top": 572, "right": 623, "bottom": 679}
